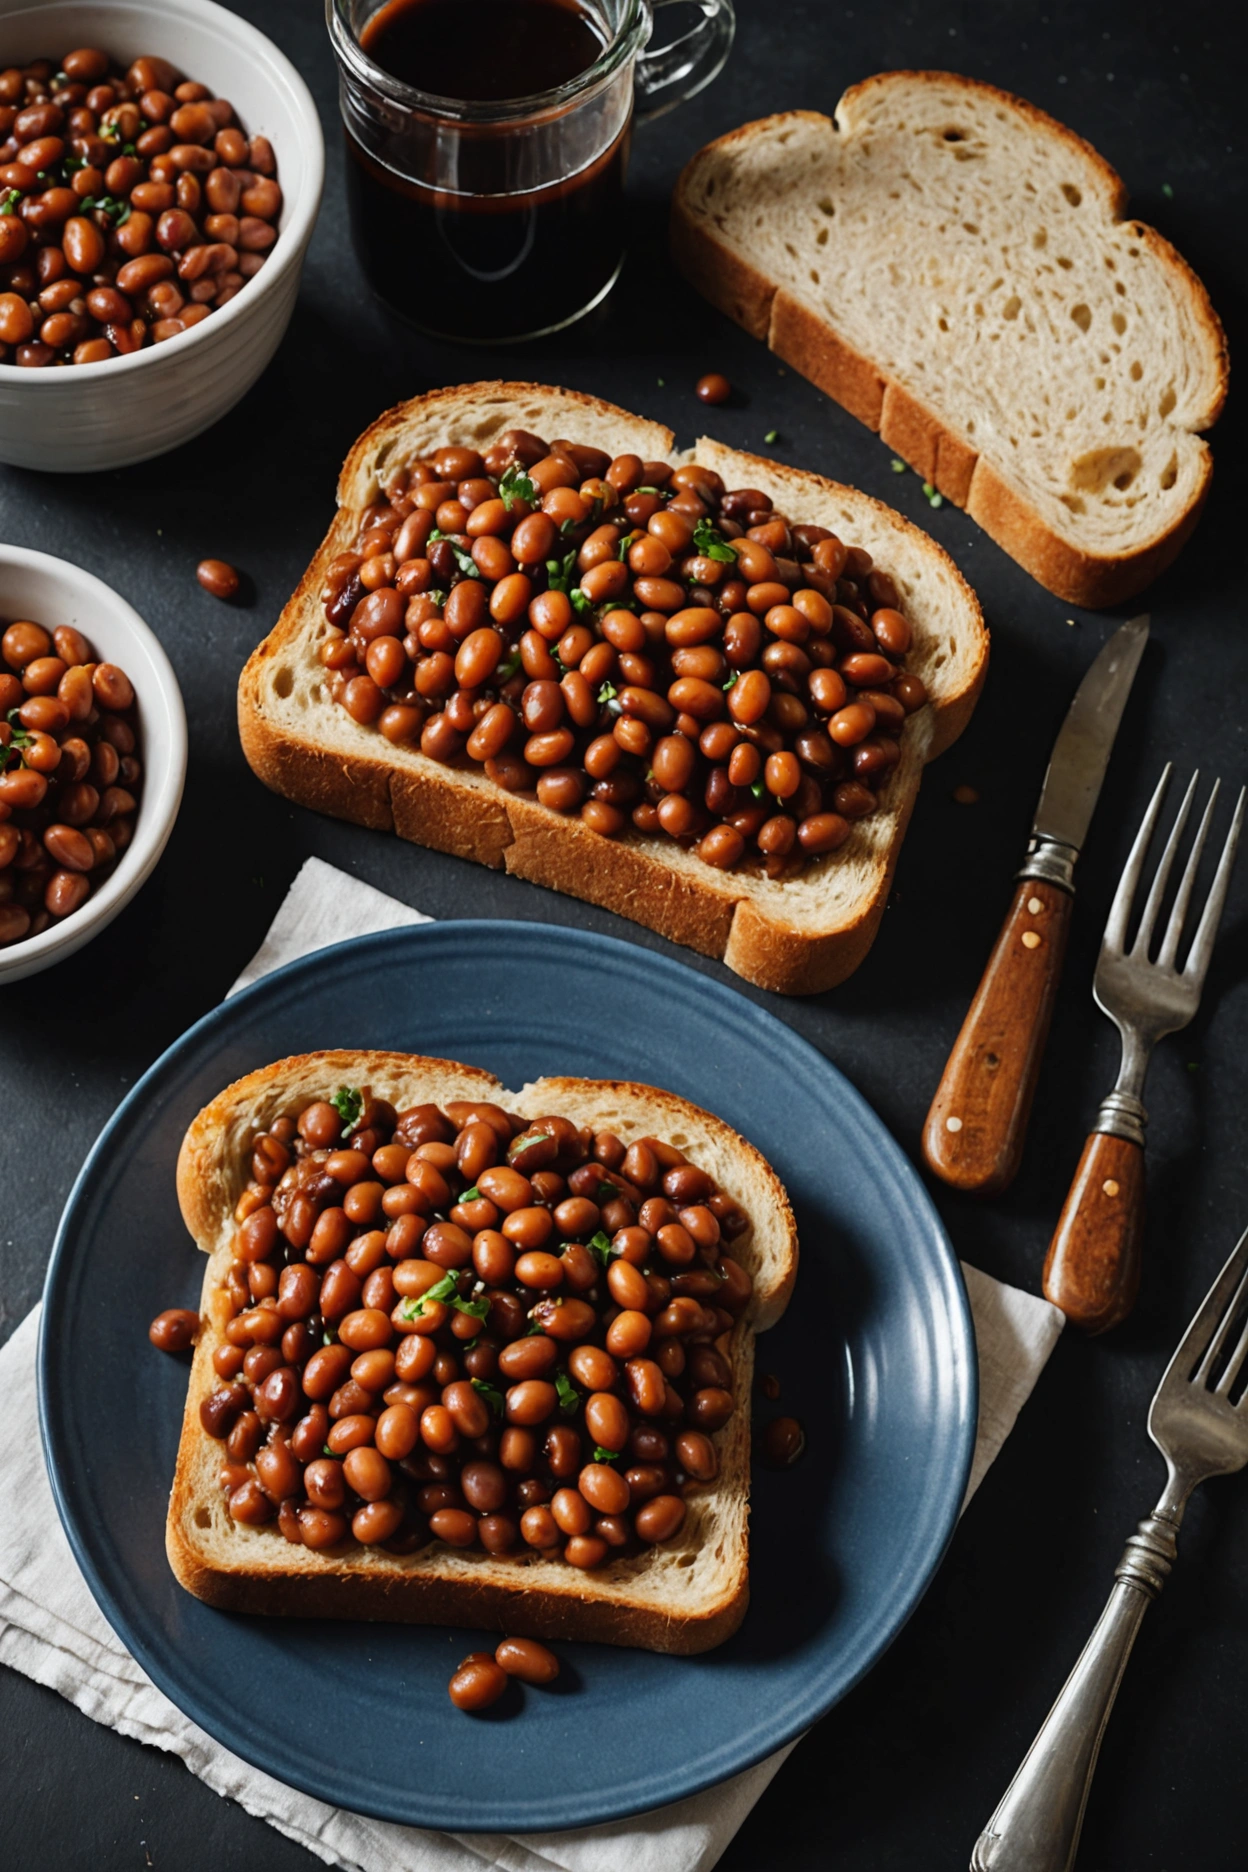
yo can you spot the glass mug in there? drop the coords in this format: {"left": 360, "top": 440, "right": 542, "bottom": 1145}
{"left": 326, "top": 0, "right": 735, "bottom": 343}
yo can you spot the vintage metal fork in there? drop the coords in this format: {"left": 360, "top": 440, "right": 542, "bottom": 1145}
{"left": 1042, "top": 767, "right": 1244, "bottom": 1332}
{"left": 973, "top": 1221, "right": 1248, "bottom": 1872}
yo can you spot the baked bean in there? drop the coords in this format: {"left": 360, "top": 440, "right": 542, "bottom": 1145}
{"left": 149, "top": 1308, "right": 198, "bottom": 1352}
{"left": 635, "top": 1494, "right": 687, "bottom": 1543}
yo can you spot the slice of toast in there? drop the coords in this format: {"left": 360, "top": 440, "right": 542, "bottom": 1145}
{"left": 238, "top": 381, "right": 987, "bottom": 996}
{"left": 672, "top": 73, "right": 1228, "bottom": 608}
{"left": 167, "top": 1051, "right": 799, "bottom": 1653}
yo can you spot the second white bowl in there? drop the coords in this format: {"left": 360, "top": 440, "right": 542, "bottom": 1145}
{"left": 0, "top": 0, "right": 325, "bottom": 472}
{"left": 0, "top": 545, "right": 187, "bottom": 982}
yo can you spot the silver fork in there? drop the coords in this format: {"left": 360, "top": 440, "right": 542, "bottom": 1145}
{"left": 1042, "top": 766, "right": 1244, "bottom": 1332}
{"left": 973, "top": 1222, "right": 1248, "bottom": 1872}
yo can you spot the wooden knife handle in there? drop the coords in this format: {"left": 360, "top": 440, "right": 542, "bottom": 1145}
{"left": 921, "top": 878, "right": 1073, "bottom": 1195}
{"left": 1043, "top": 1132, "right": 1146, "bottom": 1333}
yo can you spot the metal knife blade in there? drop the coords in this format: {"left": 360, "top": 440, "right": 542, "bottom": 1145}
{"left": 1031, "top": 614, "right": 1149, "bottom": 856}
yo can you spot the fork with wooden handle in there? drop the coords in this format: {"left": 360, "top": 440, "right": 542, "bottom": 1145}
{"left": 1043, "top": 767, "right": 1244, "bottom": 1333}
{"left": 973, "top": 1221, "right": 1248, "bottom": 1872}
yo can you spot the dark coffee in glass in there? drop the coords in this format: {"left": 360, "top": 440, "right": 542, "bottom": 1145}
{"left": 328, "top": 0, "right": 736, "bottom": 344}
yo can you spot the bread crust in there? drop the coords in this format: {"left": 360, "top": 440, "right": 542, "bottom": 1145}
{"left": 238, "top": 382, "right": 987, "bottom": 996}
{"left": 167, "top": 1052, "right": 798, "bottom": 1650}
{"left": 671, "top": 75, "right": 1229, "bottom": 609}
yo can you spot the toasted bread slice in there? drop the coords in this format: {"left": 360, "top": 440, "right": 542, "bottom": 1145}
{"left": 238, "top": 381, "right": 987, "bottom": 996}
{"left": 168, "top": 1052, "right": 798, "bottom": 1652}
{"left": 672, "top": 73, "right": 1228, "bottom": 608}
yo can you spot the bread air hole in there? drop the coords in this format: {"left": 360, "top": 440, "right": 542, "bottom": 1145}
{"left": 942, "top": 128, "right": 966, "bottom": 141}
{"left": 194, "top": 1507, "right": 211, "bottom": 1528}
{"left": 1069, "top": 445, "right": 1142, "bottom": 495}
{"left": 1061, "top": 183, "right": 1083, "bottom": 207}
{"left": 1112, "top": 311, "right": 1127, "bottom": 334}
{"left": 273, "top": 665, "right": 294, "bottom": 700}
{"left": 1002, "top": 295, "right": 1021, "bottom": 320}
{"left": 1130, "top": 360, "right": 1143, "bottom": 381}
{"left": 1159, "top": 385, "right": 1177, "bottom": 417}
{"left": 1070, "top": 304, "right": 1092, "bottom": 332}
{"left": 1160, "top": 454, "right": 1178, "bottom": 490}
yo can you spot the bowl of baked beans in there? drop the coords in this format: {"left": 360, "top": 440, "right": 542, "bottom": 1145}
{"left": 0, "top": 0, "right": 323, "bottom": 472}
{"left": 0, "top": 542, "right": 185, "bottom": 981}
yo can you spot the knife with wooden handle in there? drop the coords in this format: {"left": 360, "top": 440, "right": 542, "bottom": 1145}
{"left": 922, "top": 615, "right": 1149, "bottom": 1196}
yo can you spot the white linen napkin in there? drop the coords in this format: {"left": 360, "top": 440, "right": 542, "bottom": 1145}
{"left": 0, "top": 857, "right": 1064, "bottom": 1872}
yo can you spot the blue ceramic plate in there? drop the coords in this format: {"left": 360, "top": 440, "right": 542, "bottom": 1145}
{"left": 40, "top": 921, "right": 976, "bottom": 1833}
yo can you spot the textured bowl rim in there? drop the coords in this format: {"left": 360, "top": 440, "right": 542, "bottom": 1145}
{"left": 0, "top": 543, "right": 188, "bottom": 979}
{"left": 0, "top": 0, "right": 325, "bottom": 383}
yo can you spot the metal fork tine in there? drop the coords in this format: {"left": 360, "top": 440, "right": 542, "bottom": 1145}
{"left": 1158, "top": 780, "right": 1220, "bottom": 970}
{"left": 1103, "top": 764, "right": 1172, "bottom": 956}
{"left": 1183, "top": 785, "right": 1245, "bottom": 987}
{"left": 1194, "top": 1257, "right": 1248, "bottom": 1384}
{"left": 1215, "top": 1306, "right": 1248, "bottom": 1400}
{"left": 1168, "top": 1224, "right": 1248, "bottom": 1383}
{"left": 1131, "top": 770, "right": 1200, "bottom": 958}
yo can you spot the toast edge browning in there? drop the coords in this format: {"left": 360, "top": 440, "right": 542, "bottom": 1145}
{"left": 238, "top": 385, "right": 987, "bottom": 996}
{"left": 670, "top": 78, "right": 1229, "bottom": 609}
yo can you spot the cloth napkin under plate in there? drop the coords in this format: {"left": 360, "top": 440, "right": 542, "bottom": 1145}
{"left": 0, "top": 857, "right": 1064, "bottom": 1872}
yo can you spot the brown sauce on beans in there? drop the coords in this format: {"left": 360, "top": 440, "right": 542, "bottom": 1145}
{"left": 183, "top": 1085, "right": 756, "bottom": 1569}
{"left": 319, "top": 436, "right": 927, "bottom": 878}
{"left": 0, "top": 50, "right": 280, "bottom": 368}
{"left": 0, "top": 617, "right": 142, "bottom": 945}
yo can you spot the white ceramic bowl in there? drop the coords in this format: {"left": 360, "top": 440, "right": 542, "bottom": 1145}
{"left": 0, "top": 545, "right": 186, "bottom": 982}
{"left": 0, "top": 0, "right": 324, "bottom": 472}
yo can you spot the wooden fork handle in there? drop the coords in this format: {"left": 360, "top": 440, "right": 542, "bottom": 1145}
{"left": 1043, "top": 1131, "right": 1146, "bottom": 1333}
{"left": 922, "top": 878, "right": 1074, "bottom": 1195}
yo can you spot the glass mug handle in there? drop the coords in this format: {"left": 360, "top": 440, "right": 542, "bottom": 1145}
{"left": 634, "top": 0, "right": 736, "bottom": 124}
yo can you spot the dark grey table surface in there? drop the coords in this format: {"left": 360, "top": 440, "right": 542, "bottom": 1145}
{"left": 3, "top": 0, "right": 1246, "bottom": 1865}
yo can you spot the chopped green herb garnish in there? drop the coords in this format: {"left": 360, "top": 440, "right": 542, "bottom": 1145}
{"left": 616, "top": 532, "right": 638, "bottom": 561}
{"left": 322, "top": 1443, "right": 335, "bottom": 1457}
{"left": 458, "top": 1185, "right": 480, "bottom": 1204}
{"left": 330, "top": 1085, "right": 363, "bottom": 1132}
{"left": 890, "top": 458, "right": 907, "bottom": 473}
{"left": 428, "top": 528, "right": 481, "bottom": 578}
{"left": 692, "top": 517, "right": 738, "bottom": 564}
{"left": 633, "top": 486, "right": 663, "bottom": 496}
{"left": 593, "top": 1446, "right": 620, "bottom": 1464}
{"left": 0, "top": 189, "right": 22, "bottom": 215}
{"left": 587, "top": 1229, "right": 616, "bottom": 1267}
{"left": 570, "top": 588, "right": 595, "bottom": 616}
{"left": 545, "top": 548, "right": 579, "bottom": 594}
{"left": 1162, "top": 182, "right": 1174, "bottom": 199}
{"left": 498, "top": 463, "right": 536, "bottom": 510}
{"left": 920, "top": 481, "right": 945, "bottom": 509}
{"left": 555, "top": 1370, "right": 580, "bottom": 1415}
{"left": 496, "top": 646, "right": 523, "bottom": 682}
{"left": 426, "top": 589, "right": 448, "bottom": 607}
{"left": 471, "top": 1378, "right": 504, "bottom": 1415}
{"left": 597, "top": 1180, "right": 619, "bottom": 1204}
{"left": 508, "top": 1132, "right": 552, "bottom": 1161}
{"left": 764, "top": 429, "right": 780, "bottom": 444}
{"left": 322, "top": 1328, "right": 336, "bottom": 1345}
{"left": 657, "top": 376, "right": 666, "bottom": 387}
{"left": 722, "top": 672, "right": 739, "bottom": 691}
{"left": 596, "top": 681, "right": 619, "bottom": 707}
{"left": 405, "top": 1271, "right": 491, "bottom": 1321}
{"left": 750, "top": 780, "right": 765, "bottom": 800}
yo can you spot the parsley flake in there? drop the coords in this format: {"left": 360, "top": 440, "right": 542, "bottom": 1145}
{"left": 555, "top": 1371, "right": 580, "bottom": 1415}
{"left": 593, "top": 1446, "right": 621, "bottom": 1464}
{"left": 471, "top": 1378, "right": 504, "bottom": 1416}
{"left": 428, "top": 529, "right": 481, "bottom": 578}
{"left": 498, "top": 463, "right": 536, "bottom": 510}
{"left": 764, "top": 429, "right": 780, "bottom": 444}
{"left": 330, "top": 1086, "right": 363, "bottom": 1132}
{"left": 692, "top": 518, "right": 738, "bottom": 564}
{"left": 587, "top": 1229, "right": 616, "bottom": 1267}
{"left": 458, "top": 1185, "right": 481, "bottom": 1204}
